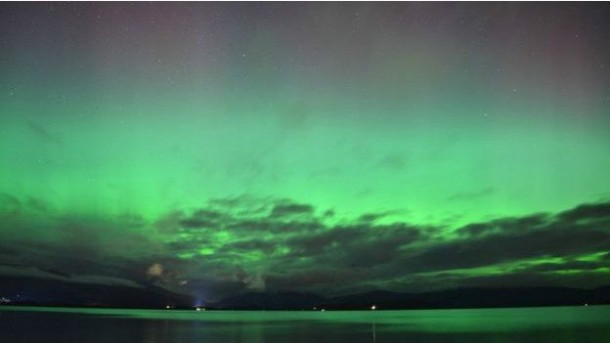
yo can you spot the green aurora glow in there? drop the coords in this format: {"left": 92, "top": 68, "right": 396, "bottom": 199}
{"left": 1, "top": 3, "right": 610, "bottom": 300}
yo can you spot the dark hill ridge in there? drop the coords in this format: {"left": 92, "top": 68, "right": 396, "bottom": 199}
{"left": 2, "top": 275, "right": 609, "bottom": 310}
{"left": 0, "top": 276, "right": 191, "bottom": 308}
{"left": 212, "top": 286, "right": 610, "bottom": 310}
{"left": 211, "top": 291, "right": 325, "bottom": 310}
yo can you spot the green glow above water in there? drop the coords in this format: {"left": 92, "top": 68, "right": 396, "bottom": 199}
{"left": 2, "top": 94, "right": 609, "bottom": 224}
{"left": 1, "top": 3, "right": 610, "bottom": 299}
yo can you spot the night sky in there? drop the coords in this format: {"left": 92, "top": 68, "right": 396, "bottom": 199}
{"left": 1, "top": 2, "right": 610, "bottom": 302}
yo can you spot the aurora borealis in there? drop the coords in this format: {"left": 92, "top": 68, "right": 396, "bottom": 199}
{"left": 1, "top": 2, "right": 610, "bottom": 301}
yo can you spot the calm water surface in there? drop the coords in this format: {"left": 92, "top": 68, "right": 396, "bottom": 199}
{"left": 1, "top": 305, "right": 609, "bottom": 342}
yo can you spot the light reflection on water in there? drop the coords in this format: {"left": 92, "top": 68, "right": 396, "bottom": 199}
{"left": 1, "top": 305, "right": 610, "bottom": 342}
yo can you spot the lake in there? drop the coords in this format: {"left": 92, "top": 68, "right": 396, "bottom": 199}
{"left": 1, "top": 305, "right": 609, "bottom": 342}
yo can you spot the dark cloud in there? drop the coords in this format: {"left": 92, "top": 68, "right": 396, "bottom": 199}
{"left": 223, "top": 240, "right": 277, "bottom": 254}
{"left": 225, "top": 218, "right": 322, "bottom": 234}
{"left": 516, "top": 260, "right": 606, "bottom": 273}
{"left": 0, "top": 264, "right": 141, "bottom": 288}
{"left": 323, "top": 209, "right": 335, "bottom": 217}
{"left": 175, "top": 199, "right": 323, "bottom": 235}
{"left": 284, "top": 225, "right": 367, "bottom": 257}
{"left": 2, "top": 192, "right": 610, "bottom": 299}
{"left": 0, "top": 195, "right": 162, "bottom": 288}
{"left": 557, "top": 202, "right": 610, "bottom": 223}
{"left": 285, "top": 223, "right": 423, "bottom": 269}
{"left": 356, "top": 212, "right": 394, "bottom": 223}
{"left": 179, "top": 209, "right": 227, "bottom": 228}
{"left": 180, "top": 218, "right": 216, "bottom": 229}
{"left": 166, "top": 238, "right": 213, "bottom": 253}
{"left": 270, "top": 203, "right": 314, "bottom": 217}
{"left": 457, "top": 214, "right": 549, "bottom": 237}
{"left": 192, "top": 209, "right": 226, "bottom": 220}
{"left": 262, "top": 200, "right": 610, "bottom": 294}
{"left": 408, "top": 203, "right": 610, "bottom": 273}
